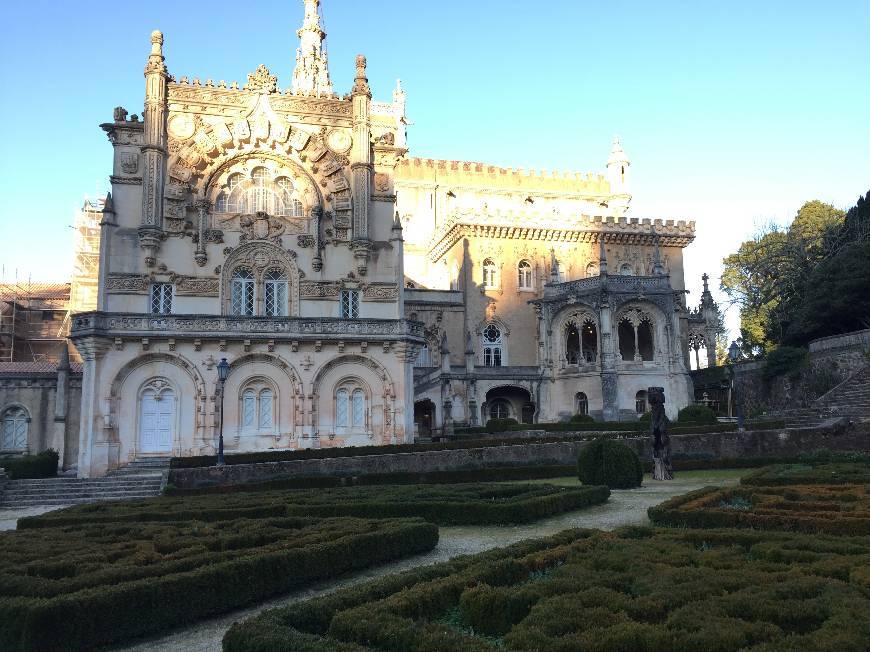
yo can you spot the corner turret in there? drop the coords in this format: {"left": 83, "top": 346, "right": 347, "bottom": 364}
{"left": 606, "top": 136, "right": 631, "bottom": 215}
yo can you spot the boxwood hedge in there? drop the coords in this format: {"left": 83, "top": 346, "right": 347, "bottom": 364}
{"left": 20, "top": 483, "right": 610, "bottom": 529}
{"left": 648, "top": 483, "right": 870, "bottom": 535}
{"left": 0, "top": 516, "right": 437, "bottom": 651}
{"left": 742, "top": 461, "right": 870, "bottom": 486}
{"left": 224, "top": 527, "right": 870, "bottom": 651}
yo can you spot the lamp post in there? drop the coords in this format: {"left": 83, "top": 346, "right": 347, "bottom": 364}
{"left": 216, "top": 357, "right": 229, "bottom": 466}
{"left": 727, "top": 341, "right": 745, "bottom": 432}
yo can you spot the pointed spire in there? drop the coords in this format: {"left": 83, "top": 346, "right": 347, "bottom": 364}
{"left": 352, "top": 54, "right": 371, "bottom": 97}
{"left": 102, "top": 192, "right": 114, "bottom": 214}
{"left": 465, "top": 330, "right": 474, "bottom": 355}
{"left": 292, "top": 0, "right": 333, "bottom": 97}
{"left": 440, "top": 331, "right": 450, "bottom": 354}
{"left": 598, "top": 236, "right": 608, "bottom": 276}
{"left": 390, "top": 211, "right": 403, "bottom": 241}
{"left": 57, "top": 343, "right": 70, "bottom": 371}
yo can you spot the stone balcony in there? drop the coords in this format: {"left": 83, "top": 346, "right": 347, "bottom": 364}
{"left": 69, "top": 312, "right": 425, "bottom": 342}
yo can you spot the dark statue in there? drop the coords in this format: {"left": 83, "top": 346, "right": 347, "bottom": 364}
{"left": 648, "top": 386, "right": 673, "bottom": 480}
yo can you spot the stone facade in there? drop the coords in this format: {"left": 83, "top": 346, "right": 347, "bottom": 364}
{"left": 4, "top": 1, "right": 726, "bottom": 474}
{"left": 69, "top": 1, "right": 421, "bottom": 477}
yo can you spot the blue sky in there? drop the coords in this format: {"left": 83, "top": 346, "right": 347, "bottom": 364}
{"left": 1, "top": 0, "right": 868, "bottom": 339}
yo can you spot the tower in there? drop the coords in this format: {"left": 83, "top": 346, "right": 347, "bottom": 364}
{"left": 606, "top": 136, "right": 631, "bottom": 214}
{"left": 292, "top": 0, "right": 334, "bottom": 97}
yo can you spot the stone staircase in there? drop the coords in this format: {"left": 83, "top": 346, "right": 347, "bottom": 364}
{"left": 782, "top": 364, "right": 870, "bottom": 427}
{"left": 0, "top": 458, "right": 169, "bottom": 509}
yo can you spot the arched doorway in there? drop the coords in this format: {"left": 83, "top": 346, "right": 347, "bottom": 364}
{"left": 139, "top": 380, "right": 175, "bottom": 454}
{"left": 414, "top": 399, "right": 436, "bottom": 439}
{"left": 483, "top": 386, "right": 534, "bottom": 425}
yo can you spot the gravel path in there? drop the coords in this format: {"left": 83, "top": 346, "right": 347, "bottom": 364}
{"left": 110, "top": 470, "right": 741, "bottom": 652}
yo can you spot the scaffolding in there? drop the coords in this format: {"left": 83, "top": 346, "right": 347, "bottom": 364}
{"left": 69, "top": 196, "right": 103, "bottom": 314}
{"left": 0, "top": 281, "right": 72, "bottom": 364}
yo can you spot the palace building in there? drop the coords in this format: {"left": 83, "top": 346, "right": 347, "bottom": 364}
{"left": 1, "top": 0, "right": 720, "bottom": 476}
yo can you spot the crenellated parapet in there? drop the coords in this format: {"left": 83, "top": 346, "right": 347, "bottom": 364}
{"left": 428, "top": 209, "right": 696, "bottom": 261}
{"left": 396, "top": 157, "right": 611, "bottom": 195}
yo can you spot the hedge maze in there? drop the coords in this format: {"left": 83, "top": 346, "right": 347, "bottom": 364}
{"left": 0, "top": 516, "right": 437, "bottom": 651}
{"left": 20, "top": 483, "right": 610, "bottom": 529}
{"left": 223, "top": 527, "right": 870, "bottom": 651}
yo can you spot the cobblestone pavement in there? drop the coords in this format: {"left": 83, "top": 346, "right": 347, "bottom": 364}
{"left": 110, "top": 470, "right": 742, "bottom": 652}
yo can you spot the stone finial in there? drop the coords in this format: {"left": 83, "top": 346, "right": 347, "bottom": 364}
{"left": 150, "top": 30, "right": 164, "bottom": 55}
{"left": 652, "top": 227, "right": 665, "bottom": 275}
{"left": 439, "top": 331, "right": 450, "bottom": 355}
{"left": 390, "top": 212, "right": 403, "bottom": 240}
{"left": 702, "top": 272, "right": 710, "bottom": 293}
{"left": 549, "top": 248, "right": 560, "bottom": 282}
{"left": 102, "top": 192, "right": 114, "bottom": 214}
{"left": 598, "top": 236, "right": 608, "bottom": 275}
{"left": 352, "top": 54, "right": 371, "bottom": 96}
{"left": 465, "top": 330, "right": 474, "bottom": 355}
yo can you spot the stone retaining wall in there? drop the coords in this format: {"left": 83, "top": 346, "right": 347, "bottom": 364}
{"left": 169, "top": 420, "right": 869, "bottom": 490}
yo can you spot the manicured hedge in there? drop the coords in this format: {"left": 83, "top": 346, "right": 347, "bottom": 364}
{"left": 20, "top": 483, "right": 610, "bottom": 529}
{"left": 648, "top": 483, "right": 870, "bottom": 535}
{"left": 224, "top": 527, "right": 870, "bottom": 651}
{"left": 0, "top": 516, "right": 437, "bottom": 651}
{"left": 740, "top": 452, "right": 870, "bottom": 486}
{"left": 165, "top": 464, "right": 579, "bottom": 494}
{"left": 0, "top": 449, "right": 59, "bottom": 480}
{"left": 577, "top": 438, "right": 643, "bottom": 489}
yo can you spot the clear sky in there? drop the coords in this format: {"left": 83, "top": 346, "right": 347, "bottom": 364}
{"left": 1, "top": 0, "right": 868, "bottom": 341}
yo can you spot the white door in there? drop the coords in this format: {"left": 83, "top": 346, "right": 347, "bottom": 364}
{"left": 139, "top": 389, "right": 174, "bottom": 453}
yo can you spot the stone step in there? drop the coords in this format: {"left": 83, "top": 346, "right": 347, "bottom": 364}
{"left": 9, "top": 477, "right": 161, "bottom": 488}
{"left": 5, "top": 484, "right": 162, "bottom": 497}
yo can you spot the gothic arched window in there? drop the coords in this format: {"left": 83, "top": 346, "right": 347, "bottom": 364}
{"left": 638, "top": 319, "right": 655, "bottom": 361}
{"left": 482, "top": 258, "right": 498, "bottom": 289}
{"left": 482, "top": 323, "right": 503, "bottom": 367}
{"left": 1, "top": 406, "right": 28, "bottom": 450}
{"left": 566, "top": 322, "right": 581, "bottom": 364}
{"left": 240, "top": 380, "right": 275, "bottom": 431}
{"left": 618, "top": 318, "right": 636, "bottom": 361}
{"left": 335, "top": 382, "right": 368, "bottom": 432}
{"left": 263, "top": 269, "right": 288, "bottom": 317}
{"left": 230, "top": 268, "right": 255, "bottom": 316}
{"left": 517, "top": 260, "right": 533, "bottom": 290}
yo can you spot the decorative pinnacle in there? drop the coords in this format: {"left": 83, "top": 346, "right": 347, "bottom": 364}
{"left": 598, "top": 236, "right": 608, "bottom": 275}
{"left": 352, "top": 54, "right": 371, "bottom": 96}
{"left": 150, "top": 30, "right": 164, "bottom": 56}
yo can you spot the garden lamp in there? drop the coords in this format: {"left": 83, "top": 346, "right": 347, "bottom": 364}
{"left": 216, "top": 357, "right": 230, "bottom": 466}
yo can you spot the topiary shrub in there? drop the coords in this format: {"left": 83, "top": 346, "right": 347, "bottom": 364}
{"left": 577, "top": 439, "right": 643, "bottom": 489}
{"left": 485, "top": 418, "right": 518, "bottom": 433}
{"left": 569, "top": 414, "right": 595, "bottom": 425}
{"left": 1, "top": 449, "right": 59, "bottom": 480}
{"left": 677, "top": 404, "right": 718, "bottom": 424}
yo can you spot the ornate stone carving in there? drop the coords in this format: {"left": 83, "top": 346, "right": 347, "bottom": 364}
{"left": 106, "top": 274, "right": 149, "bottom": 294}
{"left": 120, "top": 152, "right": 139, "bottom": 174}
{"left": 297, "top": 234, "right": 315, "bottom": 248}
{"left": 243, "top": 64, "right": 278, "bottom": 93}
{"left": 239, "top": 212, "right": 286, "bottom": 244}
{"left": 300, "top": 281, "right": 340, "bottom": 299}
{"left": 362, "top": 283, "right": 399, "bottom": 301}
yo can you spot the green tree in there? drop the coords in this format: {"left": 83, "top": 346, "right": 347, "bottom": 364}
{"left": 721, "top": 201, "right": 846, "bottom": 352}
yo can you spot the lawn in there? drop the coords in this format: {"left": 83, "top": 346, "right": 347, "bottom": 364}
{"left": 223, "top": 526, "right": 870, "bottom": 651}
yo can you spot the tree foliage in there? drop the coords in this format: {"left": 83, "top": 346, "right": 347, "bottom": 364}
{"left": 722, "top": 193, "right": 870, "bottom": 351}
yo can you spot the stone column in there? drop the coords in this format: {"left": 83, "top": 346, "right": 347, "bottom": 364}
{"left": 52, "top": 345, "right": 70, "bottom": 471}
{"left": 139, "top": 30, "right": 169, "bottom": 267}
{"left": 74, "top": 334, "right": 113, "bottom": 478}
{"left": 350, "top": 54, "right": 372, "bottom": 275}
{"left": 599, "top": 290, "right": 619, "bottom": 422}
{"left": 194, "top": 199, "right": 210, "bottom": 267}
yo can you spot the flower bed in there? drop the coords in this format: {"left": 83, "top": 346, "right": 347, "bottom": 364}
{"left": 648, "top": 483, "right": 870, "bottom": 535}
{"left": 19, "top": 483, "right": 610, "bottom": 529}
{"left": 0, "top": 515, "right": 437, "bottom": 651}
{"left": 223, "top": 527, "right": 870, "bottom": 651}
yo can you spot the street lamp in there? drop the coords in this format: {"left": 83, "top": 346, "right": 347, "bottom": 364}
{"left": 727, "top": 341, "right": 745, "bottom": 432}
{"left": 216, "top": 357, "right": 230, "bottom": 466}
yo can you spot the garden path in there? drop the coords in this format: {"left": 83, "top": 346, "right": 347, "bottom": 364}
{"left": 110, "top": 470, "right": 742, "bottom": 652}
